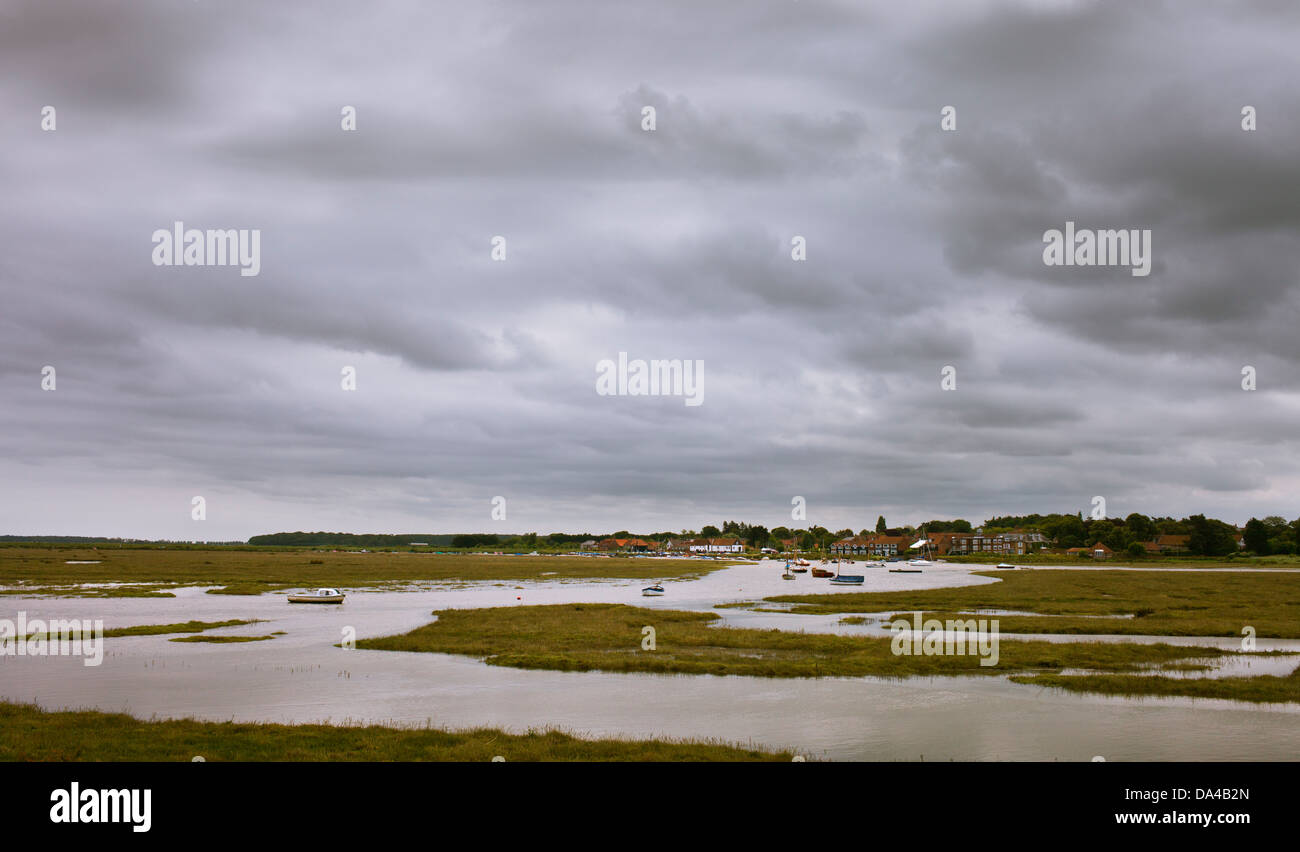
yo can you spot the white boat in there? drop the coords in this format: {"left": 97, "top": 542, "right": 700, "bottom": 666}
{"left": 996, "top": 562, "right": 1016, "bottom": 569}
{"left": 641, "top": 584, "right": 665, "bottom": 596}
{"left": 287, "top": 588, "right": 345, "bottom": 604}
{"left": 907, "top": 536, "right": 940, "bottom": 567}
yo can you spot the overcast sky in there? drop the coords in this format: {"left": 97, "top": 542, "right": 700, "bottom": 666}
{"left": 2, "top": 0, "right": 1299, "bottom": 540}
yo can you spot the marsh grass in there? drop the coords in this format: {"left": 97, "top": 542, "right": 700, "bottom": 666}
{"left": 21, "top": 619, "right": 258, "bottom": 640}
{"left": 0, "top": 702, "right": 790, "bottom": 761}
{"left": 0, "top": 547, "right": 724, "bottom": 597}
{"left": 769, "top": 570, "right": 1300, "bottom": 638}
{"left": 354, "top": 603, "right": 1233, "bottom": 679}
{"left": 1012, "top": 665, "right": 1300, "bottom": 704}
{"left": 0, "top": 584, "right": 176, "bottom": 598}
{"left": 168, "top": 635, "right": 275, "bottom": 643}
{"left": 943, "top": 553, "right": 1300, "bottom": 569}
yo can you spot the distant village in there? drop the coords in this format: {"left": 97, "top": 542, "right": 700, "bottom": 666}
{"left": 575, "top": 511, "right": 1296, "bottom": 560}
{"left": 581, "top": 529, "right": 1223, "bottom": 559}
{"left": 229, "top": 512, "right": 1298, "bottom": 557}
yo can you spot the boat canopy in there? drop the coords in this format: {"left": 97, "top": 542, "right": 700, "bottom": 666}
{"left": 909, "top": 539, "right": 929, "bottom": 549}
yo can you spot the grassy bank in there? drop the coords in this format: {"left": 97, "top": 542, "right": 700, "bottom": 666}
{"left": 767, "top": 569, "right": 1300, "bottom": 638}
{"left": 1011, "top": 667, "right": 1300, "bottom": 704}
{"left": 354, "top": 603, "right": 1232, "bottom": 678}
{"left": 169, "top": 634, "right": 275, "bottom": 643}
{"left": 0, "top": 547, "right": 725, "bottom": 597}
{"left": 0, "top": 702, "right": 790, "bottom": 761}
{"left": 941, "top": 553, "right": 1300, "bottom": 569}
{"left": 22, "top": 619, "right": 259, "bottom": 640}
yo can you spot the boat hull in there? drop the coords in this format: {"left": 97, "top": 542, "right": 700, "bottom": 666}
{"left": 829, "top": 575, "right": 864, "bottom": 585}
{"left": 287, "top": 595, "right": 345, "bottom": 604}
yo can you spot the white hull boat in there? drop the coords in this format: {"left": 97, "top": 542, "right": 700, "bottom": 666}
{"left": 288, "top": 588, "right": 345, "bottom": 604}
{"left": 641, "top": 584, "right": 665, "bottom": 596}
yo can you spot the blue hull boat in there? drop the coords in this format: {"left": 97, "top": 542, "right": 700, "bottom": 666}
{"left": 829, "top": 574, "right": 864, "bottom": 585}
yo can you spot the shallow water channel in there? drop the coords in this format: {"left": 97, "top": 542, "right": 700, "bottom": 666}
{"left": 2, "top": 561, "right": 1296, "bottom": 760}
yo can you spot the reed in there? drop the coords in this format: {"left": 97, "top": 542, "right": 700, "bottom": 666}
{"left": 0, "top": 702, "right": 791, "bottom": 761}
{"left": 769, "top": 569, "right": 1300, "bottom": 637}
{"left": 355, "top": 603, "right": 1235, "bottom": 679}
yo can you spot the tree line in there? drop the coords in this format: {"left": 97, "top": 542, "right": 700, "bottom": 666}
{"left": 243, "top": 512, "right": 1300, "bottom": 557}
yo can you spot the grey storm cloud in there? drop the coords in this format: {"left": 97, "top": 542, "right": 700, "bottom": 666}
{"left": 1, "top": 0, "right": 1298, "bottom": 540}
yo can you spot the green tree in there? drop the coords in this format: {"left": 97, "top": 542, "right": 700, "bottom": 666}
{"left": 1242, "top": 518, "right": 1269, "bottom": 555}
{"left": 1261, "top": 517, "right": 1292, "bottom": 554}
{"left": 1125, "top": 542, "right": 1146, "bottom": 558}
{"left": 1124, "top": 513, "right": 1155, "bottom": 542}
{"left": 700, "top": 525, "right": 721, "bottom": 538}
{"left": 1186, "top": 515, "right": 1236, "bottom": 556}
{"left": 876, "top": 516, "right": 887, "bottom": 533}
{"left": 1044, "top": 514, "right": 1086, "bottom": 549}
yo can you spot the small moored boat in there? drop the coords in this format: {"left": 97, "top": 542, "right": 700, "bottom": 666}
{"left": 830, "top": 559, "right": 865, "bottom": 584}
{"left": 288, "top": 588, "right": 345, "bottom": 604}
{"left": 641, "top": 584, "right": 665, "bottom": 596}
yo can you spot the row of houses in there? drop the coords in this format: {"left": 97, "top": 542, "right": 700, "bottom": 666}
{"left": 829, "top": 530, "right": 1049, "bottom": 557}
{"left": 939, "top": 531, "right": 1049, "bottom": 555}
{"left": 581, "top": 537, "right": 745, "bottom": 554}
{"left": 581, "top": 530, "right": 1242, "bottom": 558}
{"left": 828, "top": 534, "right": 912, "bottom": 557}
